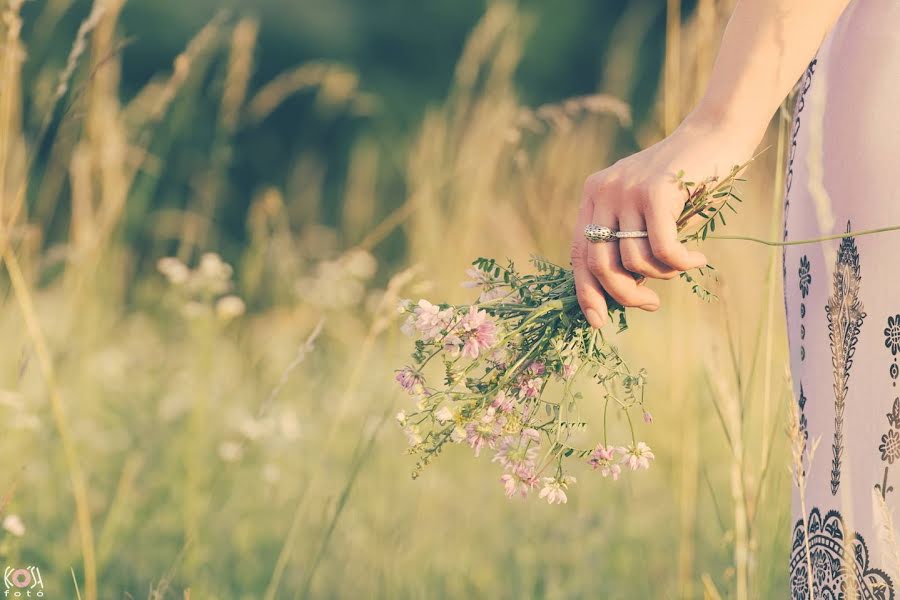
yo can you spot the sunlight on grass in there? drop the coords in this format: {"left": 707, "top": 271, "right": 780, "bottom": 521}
{"left": 0, "top": 1, "right": 794, "bottom": 597}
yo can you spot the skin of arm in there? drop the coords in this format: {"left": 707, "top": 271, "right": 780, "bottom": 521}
{"left": 689, "top": 0, "right": 853, "bottom": 142}
{"left": 571, "top": 0, "right": 853, "bottom": 328}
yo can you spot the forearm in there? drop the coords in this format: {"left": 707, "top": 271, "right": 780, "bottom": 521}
{"left": 685, "top": 0, "right": 852, "bottom": 144}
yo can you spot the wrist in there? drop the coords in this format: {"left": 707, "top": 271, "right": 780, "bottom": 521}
{"left": 679, "top": 101, "right": 769, "bottom": 152}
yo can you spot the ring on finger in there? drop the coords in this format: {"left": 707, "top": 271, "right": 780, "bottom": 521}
{"left": 584, "top": 224, "right": 649, "bottom": 243}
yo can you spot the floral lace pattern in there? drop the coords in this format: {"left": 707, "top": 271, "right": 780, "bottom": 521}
{"left": 790, "top": 508, "right": 894, "bottom": 600}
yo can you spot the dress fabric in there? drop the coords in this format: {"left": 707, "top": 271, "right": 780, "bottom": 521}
{"left": 783, "top": 1, "right": 900, "bottom": 597}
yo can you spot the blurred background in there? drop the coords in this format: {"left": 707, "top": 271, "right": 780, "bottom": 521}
{"left": 0, "top": 0, "right": 795, "bottom": 597}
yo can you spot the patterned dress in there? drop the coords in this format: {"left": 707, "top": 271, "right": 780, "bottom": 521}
{"left": 784, "top": 1, "right": 900, "bottom": 597}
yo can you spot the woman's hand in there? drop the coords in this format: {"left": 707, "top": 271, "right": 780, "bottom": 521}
{"left": 571, "top": 116, "right": 760, "bottom": 328}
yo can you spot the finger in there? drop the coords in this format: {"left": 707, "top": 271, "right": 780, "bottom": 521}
{"left": 586, "top": 206, "right": 660, "bottom": 310}
{"left": 617, "top": 211, "right": 679, "bottom": 280}
{"left": 644, "top": 195, "right": 707, "bottom": 271}
{"left": 571, "top": 189, "right": 608, "bottom": 328}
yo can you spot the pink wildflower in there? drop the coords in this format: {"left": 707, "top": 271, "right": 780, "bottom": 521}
{"left": 560, "top": 362, "right": 577, "bottom": 381}
{"left": 643, "top": 410, "right": 653, "bottom": 424}
{"left": 462, "top": 266, "right": 491, "bottom": 288}
{"left": 588, "top": 443, "right": 622, "bottom": 480}
{"left": 521, "top": 427, "right": 540, "bottom": 443}
{"left": 434, "top": 406, "right": 454, "bottom": 423}
{"left": 538, "top": 475, "right": 576, "bottom": 505}
{"left": 395, "top": 367, "right": 425, "bottom": 395}
{"left": 500, "top": 473, "right": 519, "bottom": 497}
{"left": 465, "top": 407, "right": 502, "bottom": 456}
{"left": 400, "top": 314, "right": 416, "bottom": 337}
{"left": 492, "top": 435, "right": 539, "bottom": 473}
{"left": 457, "top": 306, "right": 498, "bottom": 359}
{"left": 413, "top": 299, "right": 454, "bottom": 341}
{"left": 491, "top": 390, "right": 516, "bottom": 413}
{"left": 442, "top": 333, "right": 463, "bottom": 357}
{"left": 527, "top": 361, "right": 546, "bottom": 376}
{"left": 500, "top": 468, "right": 539, "bottom": 498}
{"left": 520, "top": 377, "right": 543, "bottom": 398}
{"left": 620, "top": 442, "right": 655, "bottom": 471}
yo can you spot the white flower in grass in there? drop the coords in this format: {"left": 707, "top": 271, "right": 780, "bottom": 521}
{"left": 199, "top": 252, "right": 233, "bottom": 281}
{"left": 2, "top": 514, "right": 25, "bottom": 537}
{"left": 216, "top": 295, "right": 246, "bottom": 320}
{"left": 218, "top": 441, "right": 244, "bottom": 463}
{"left": 343, "top": 249, "right": 377, "bottom": 279}
{"left": 157, "top": 257, "right": 189, "bottom": 285}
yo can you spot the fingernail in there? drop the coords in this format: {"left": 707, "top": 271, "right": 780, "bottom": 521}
{"left": 585, "top": 308, "right": 605, "bottom": 328}
{"left": 640, "top": 303, "right": 660, "bottom": 311}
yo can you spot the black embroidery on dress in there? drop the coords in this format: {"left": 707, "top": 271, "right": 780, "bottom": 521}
{"left": 876, "top": 398, "right": 900, "bottom": 498}
{"left": 877, "top": 317, "right": 900, "bottom": 498}
{"left": 790, "top": 507, "right": 895, "bottom": 600}
{"left": 886, "top": 316, "right": 900, "bottom": 356}
{"left": 799, "top": 383, "right": 809, "bottom": 476}
{"left": 797, "top": 254, "right": 811, "bottom": 474}
{"left": 826, "top": 221, "right": 866, "bottom": 496}
{"left": 782, "top": 58, "right": 818, "bottom": 314}
{"left": 799, "top": 256, "right": 812, "bottom": 298}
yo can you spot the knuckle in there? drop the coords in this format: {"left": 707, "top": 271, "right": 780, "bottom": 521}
{"left": 622, "top": 181, "right": 646, "bottom": 198}
{"left": 653, "top": 244, "right": 683, "bottom": 265}
{"left": 658, "top": 269, "right": 678, "bottom": 280}
{"left": 582, "top": 173, "right": 603, "bottom": 195}
{"left": 645, "top": 183, "right": 672, "bottom": 208}
{"left": 620, "top": 252, "right": 643, "bottom": 273}
{"left": 575, "top": 285, "right": 592, "bottom": 306}
{"left": 569, "top": 241, "right": 585, "bottom": 264}
{"left": 646, "top": 181, "right": 667, "bottom": 198}
{"left": 642, "top": 183, "right": 665, "bottom": 208}
{"left": 585, "top": 253, "right": 606, "bottom": 275}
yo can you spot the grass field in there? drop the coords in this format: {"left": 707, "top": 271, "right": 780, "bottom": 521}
{"left": 0, "top": 1, "right": 798, "bottom": 598}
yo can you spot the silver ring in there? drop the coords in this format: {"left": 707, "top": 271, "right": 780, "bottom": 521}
{"left": 616, "top": 230, "right": 649, "bottom": 240}
{"left": 584, "top": 224, "right": 649, "bottom": 243}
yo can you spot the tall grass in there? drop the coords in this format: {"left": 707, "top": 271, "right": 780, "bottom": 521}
{"left": 0, "top": 1, "right": 795, "bottom": 598}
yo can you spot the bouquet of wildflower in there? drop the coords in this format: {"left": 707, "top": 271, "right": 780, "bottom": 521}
{"left": 395, "top": 164, "right": 747, "bottom": 503}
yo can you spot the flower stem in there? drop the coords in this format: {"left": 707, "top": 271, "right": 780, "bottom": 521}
{"left": 698, "top": 224, "right": 900, "bottom": 247}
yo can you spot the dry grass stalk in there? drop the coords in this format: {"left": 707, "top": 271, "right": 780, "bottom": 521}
{"left": 788, "top": 367, "right": 817, "bottom": 600}
{"left": 221, "top": 18, "right": 259, "bottom": 133}
{"left": 0, "top": 0, "right": 26, "bottom": 228}
{"left": 1, "top": 248, "right": 98, "bottom": 600}
{"left": 246, "top": 62, "right": 366, "bottom": 124}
